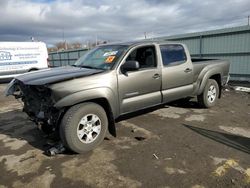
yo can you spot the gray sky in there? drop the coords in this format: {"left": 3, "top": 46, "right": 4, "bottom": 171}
{"left": 0, "top": 0, "right": 249, "bottom": 46}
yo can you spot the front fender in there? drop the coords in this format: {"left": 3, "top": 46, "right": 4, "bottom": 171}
{"left": 54, "top": 87, "right": 119, "bottom": 118}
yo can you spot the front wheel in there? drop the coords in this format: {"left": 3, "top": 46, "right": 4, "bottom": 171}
{"left": 197, "top": 79, "right": 219, "bottom": 108}
{"left": 60, "top": 102, "right": 108, "bottom": 153}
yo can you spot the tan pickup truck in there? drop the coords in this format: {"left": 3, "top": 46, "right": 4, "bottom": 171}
{"left": 5, "top": 40, "right": 230, "bottom": 153}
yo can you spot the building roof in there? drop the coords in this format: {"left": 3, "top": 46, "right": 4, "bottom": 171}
{"left": 158, "top": 25, "right": 250, "bottom": 40}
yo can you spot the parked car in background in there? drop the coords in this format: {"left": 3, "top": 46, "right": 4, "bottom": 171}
{"left": 0, "top": 42, "right": 48, "bottom": 80}
{"left": 5, "top": 40, "right": 230, "bottom": 153}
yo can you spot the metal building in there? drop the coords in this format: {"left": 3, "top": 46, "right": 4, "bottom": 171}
{"left": 158, "top": 25, "right": 250, "bottom": 81}
{"left": 49, "top": 48, "right": 88, "bottom": 67}
{"left": 48, "top": 25, "right": 250, "bottom": 81}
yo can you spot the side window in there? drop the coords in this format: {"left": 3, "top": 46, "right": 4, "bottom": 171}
{"left": 160, "top": 45, "right": 187, "bottom": 66}
{"left": 126, "top": 46, "right": 157, "bottom": 69}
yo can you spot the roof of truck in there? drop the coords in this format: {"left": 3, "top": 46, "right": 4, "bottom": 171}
{"left": 99, "top": 40, "right": 181, "bottom": 47}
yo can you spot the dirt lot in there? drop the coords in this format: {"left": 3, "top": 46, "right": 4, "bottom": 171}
{"left": 0, "top": 83, "right": 249, "bottom": 188}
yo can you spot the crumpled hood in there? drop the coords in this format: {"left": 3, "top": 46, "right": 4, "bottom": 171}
{"left": 15, "top": 66, "right": 104, "bottom": 85}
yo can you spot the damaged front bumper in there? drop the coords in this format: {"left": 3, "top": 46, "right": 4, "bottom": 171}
{"left": 5, "top": 79, "right": 19, "bottom": 97}
{"left": 5, "top": 79, "right": 63, "bottom": 132}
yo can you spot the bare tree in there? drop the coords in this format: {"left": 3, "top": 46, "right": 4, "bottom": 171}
{"left": 55, "top": 42, "right": 68, "bottom": 51}
{"left": 68, "top": 42, "right": 82, "bottom": 49}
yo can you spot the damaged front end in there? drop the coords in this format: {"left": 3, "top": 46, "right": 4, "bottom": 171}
{"left": 5, "top": 79, "right": 62, "bottom": 133}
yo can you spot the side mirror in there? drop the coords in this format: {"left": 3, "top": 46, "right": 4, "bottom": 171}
{"left": 121, "top": 60, "right": 139, "bottom": 73}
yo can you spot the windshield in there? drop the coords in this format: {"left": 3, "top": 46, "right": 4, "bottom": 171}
{"left": 74, "top": 45, "right": 128, "bottom": 70}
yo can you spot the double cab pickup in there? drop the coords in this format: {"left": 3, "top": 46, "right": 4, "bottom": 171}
{"left": 6, "top": 40, "right": 230, "bottom": 153}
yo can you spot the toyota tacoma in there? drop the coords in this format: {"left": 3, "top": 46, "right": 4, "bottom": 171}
{"left": 5, "top": 41, "right": 230, "bottom": 153}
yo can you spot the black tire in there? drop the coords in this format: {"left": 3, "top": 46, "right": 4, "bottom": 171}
{"left": 60, "top": 102, "right": 108, "bottom": 153}
{"left": 197, "top": 79, "right": 219, "bottom": 108}
{"left": 28, "top": 69, "right": 38, "bottom": 72}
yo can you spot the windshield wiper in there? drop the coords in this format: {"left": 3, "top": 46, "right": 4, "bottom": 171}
{"left": 79, "top": 65, "right": 96, "bottom": 69}
{"left": 72, "top": 65, "right": 105, "bottom": 70}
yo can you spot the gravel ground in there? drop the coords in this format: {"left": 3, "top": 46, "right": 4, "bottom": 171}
{"left": 0, "top": 83, "right": 249, "bottom": 188}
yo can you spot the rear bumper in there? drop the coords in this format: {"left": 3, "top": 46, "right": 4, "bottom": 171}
{"left": 222, "top": 75, "right": 230, "bottom": 86}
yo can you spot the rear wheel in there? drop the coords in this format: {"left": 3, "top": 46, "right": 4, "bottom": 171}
{"left": 197, "top": 79, "right": 219, "bottom": 108}
{"left": 60, "top": 102, "right": 108, "bottom": 153}
{"left": 28, "top": 68, "right": 38, "bottom": 72}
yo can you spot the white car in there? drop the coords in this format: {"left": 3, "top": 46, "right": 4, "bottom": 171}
{"left": 0, "top": 42, "right": 48, "bottom": 79}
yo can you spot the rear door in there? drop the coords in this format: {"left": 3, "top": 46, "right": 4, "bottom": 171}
{"left": 0, "top": 50, "right": 17, "bottom": 77}
{"left": 15, "top": 42, "right": 48, "bottom": 74}
{"left": 117, "top": 45, "right": 162, "bottom": 114}
{"left": 160, "top": 44, "right": 194, "bottom": 102}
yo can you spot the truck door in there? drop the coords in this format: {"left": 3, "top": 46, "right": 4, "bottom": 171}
{"left": 118, "top": 45, "right": 162, "bottom": 114}
{"left": 160, "top": 44, "right": 194, "bottom": 102}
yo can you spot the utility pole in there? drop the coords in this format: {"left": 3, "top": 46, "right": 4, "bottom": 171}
{"left": 95, "top": 35, "right": 98, "bottom": 46}
{"left": 62, "top": 28, "right": 65, "bottom": 42}
{"left": 151, "top": 31, "right": 154, "bottom": 40}
{"left": 62, "top": 27, "right": 67, "bottom": 50}
{"left": 87, "top": 41, "right": 90, "bottom": 50}
{"left": 248, "top": 15, "right": 249, "bottom": 26}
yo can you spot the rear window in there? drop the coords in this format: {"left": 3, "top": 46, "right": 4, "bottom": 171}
{"left": 160, "top": 44, "right": 187, "bottom": 66}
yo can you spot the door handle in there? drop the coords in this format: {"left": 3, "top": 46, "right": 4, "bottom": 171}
{"left": 184, "top": 68, "right": 192, "bottom": 73}
{"left": 153, "top": 73, "right": 160, "bottom": 79}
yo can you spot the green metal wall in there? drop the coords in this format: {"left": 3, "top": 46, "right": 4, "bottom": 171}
{"left": 48, "top": 26, "right": 250, "bottom": 81}
{"left": 160, "top": 26, "right": 250, "bottom": 81}
{"left": 49, "top": 48, "right": 88, "bottom": 67}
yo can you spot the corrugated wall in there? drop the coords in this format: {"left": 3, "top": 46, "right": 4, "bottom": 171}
{"left": 160, "top": 26, "right": 250, "bottom": 81}
{"left": 49, "top": 48, "right": 88, "bottom": 67}
{"left": 48, "top": 26, "right": 250, "bottom": 81}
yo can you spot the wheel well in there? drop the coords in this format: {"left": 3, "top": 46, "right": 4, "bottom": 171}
{"left": 209, "top": 74, "right": 222, "bottom": 98}
{"left": 88, "top": 98, "right": 116, "bottom": 137}
{"left": 28, "top": 68, "right": 38, "bottom": 72}
{"left": 56, "top": 98, "right": 116, "bottom": 137}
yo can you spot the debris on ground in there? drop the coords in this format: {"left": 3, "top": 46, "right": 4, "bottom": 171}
{"left": 153, "top": 153, "right": 159, "bottom": 159}
{"left": 45, "top": 143, "right": 65, "bottom": 156}
{"left": 164, "top": 157, "right": 172, "bottom": 160}
{"left": 165, "top": 167, "right": 186, "bottom": 175}
{"left": 231, "top": 179, "right": 236, "bottom": 184}
{"left": 233, "top": 86, "right": 250, "bottom": 93}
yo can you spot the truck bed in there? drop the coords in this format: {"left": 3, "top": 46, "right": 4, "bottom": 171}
{"left": 191, "top": 58, "right": 217, "bottom": 62}
{"left": 191, "top": 58, "right": 230, "bottom": 85}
